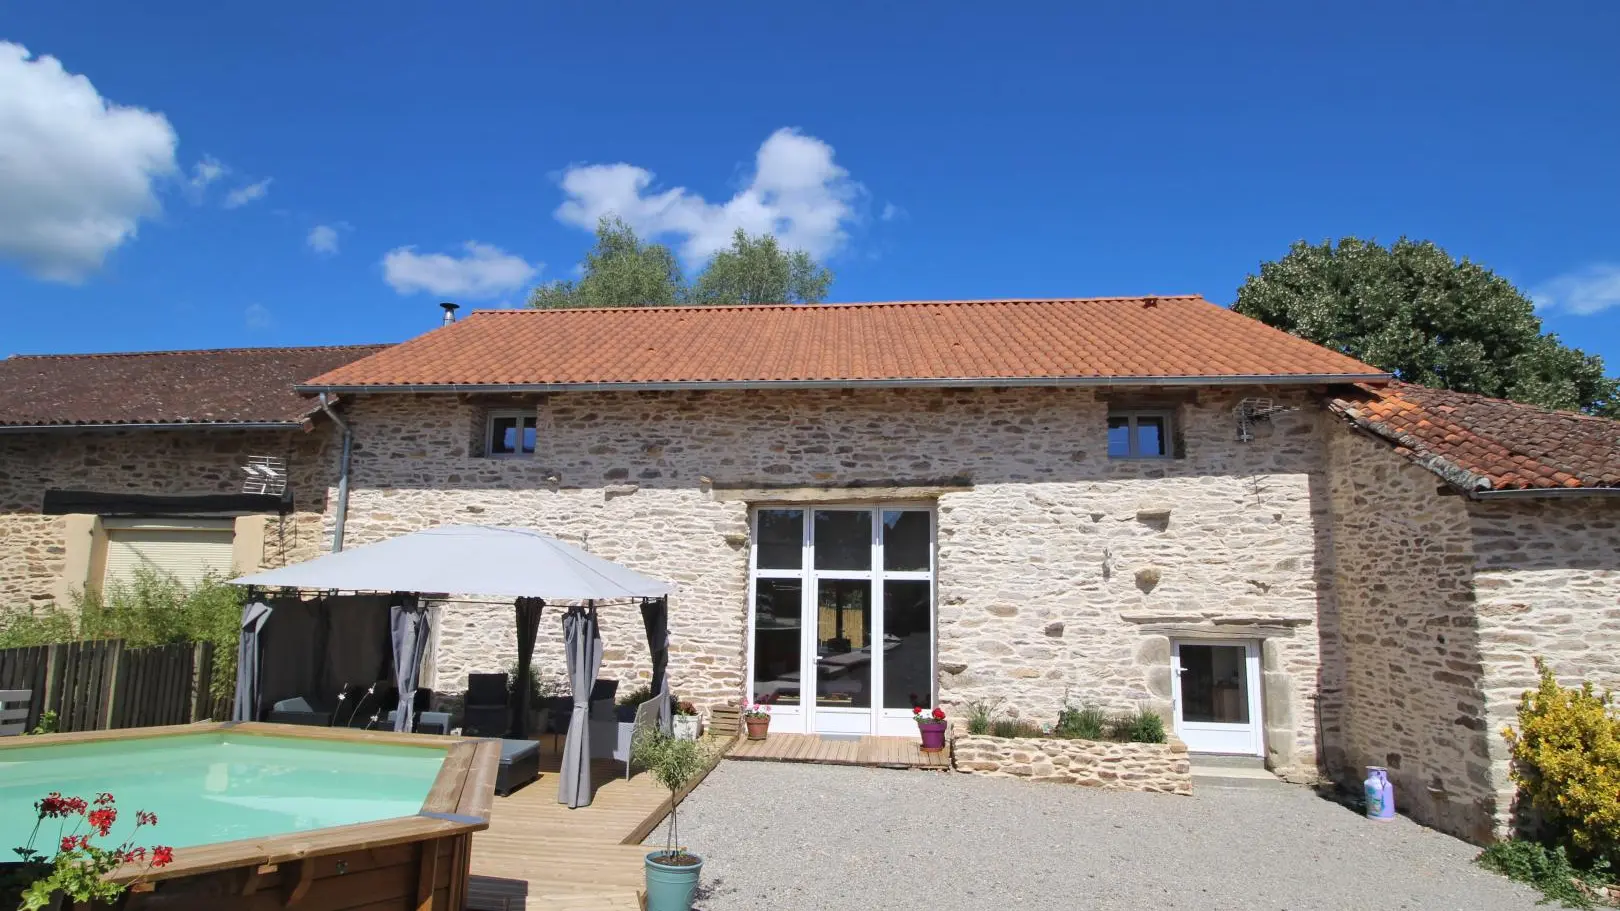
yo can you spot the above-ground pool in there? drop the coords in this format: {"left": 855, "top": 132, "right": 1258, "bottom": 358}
{"left": 0, "top": 723, "right": 501, "bottom": 911}
{"left": 1, "top": 730, "right": 447, "bottom": 848}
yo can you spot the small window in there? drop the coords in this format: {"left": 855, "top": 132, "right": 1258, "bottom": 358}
{"left": 1107, "top": 409, "right": 1173, "bottom": 459}
{"left": 485, "top": 410, "right": 537, "bottom": 458}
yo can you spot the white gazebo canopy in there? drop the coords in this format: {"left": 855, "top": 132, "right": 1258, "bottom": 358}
{"left": 232, "top": 524, "right": 675, "bottom": 600}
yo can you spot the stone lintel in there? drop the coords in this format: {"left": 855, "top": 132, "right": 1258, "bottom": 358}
{"left": 708, "top": 483, "right": 971, "bottom": 504}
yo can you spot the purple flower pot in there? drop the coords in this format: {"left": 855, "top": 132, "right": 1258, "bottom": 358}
{"left": 918, "top": 722, "right": 947, "bottom": 753}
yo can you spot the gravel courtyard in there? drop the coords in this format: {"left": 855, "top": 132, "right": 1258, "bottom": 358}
{"left": 654, "top": 760, "right": 1544, "bottom": 911}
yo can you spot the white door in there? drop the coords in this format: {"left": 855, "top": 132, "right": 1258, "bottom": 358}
{"left": 1171, "top": 640, "right": 1263, "bottom": 755}
{"left": 747, "top": 506, "right": 935, "bottom": 737}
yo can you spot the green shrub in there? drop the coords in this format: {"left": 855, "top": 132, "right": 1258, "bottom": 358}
{"left": 1477, "top": 839, "right": 1612, "bottom": 909}
{"left": 964, "top": 698, "right": 1003, "bottom": 735}
{"left": 1504, "top": 660, "right": 1620, "bottom": 867}
{"left": 1107, "top": 707, "right": 1167, "bottom": 744}
{"left": 1056, "top": 704, "right": 1107, "bottom": 740}
{"left": 989, "top": 717, "right": 1043, "bottom": 739}
{"left": 0, "top": 570, "right": 245, "bottom": 707}
{"left": 618, "top": 683, "right": 654, "bottom": 707}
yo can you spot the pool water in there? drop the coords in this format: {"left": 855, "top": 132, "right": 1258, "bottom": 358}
{"left": 0, "top": 733, "right": 447, "bottom": 851}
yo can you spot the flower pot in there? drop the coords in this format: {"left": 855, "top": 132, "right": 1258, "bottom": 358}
{"left": 918, "top": 721, "right": 948, "bottom": 753}
{"left": 644, "top": 850, "right": 703, "bottom": 911}
{"left": 672, "top": 714, "right": 701, "bottom": 741}
{"left": 745, "top": 717, "right": 769, "bottom": 740}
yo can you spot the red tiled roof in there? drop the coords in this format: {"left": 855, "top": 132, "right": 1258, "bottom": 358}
{"left": 0, "top": 345, "right": 389, "bottom": 428}
{"left": 1330, "top": 382, "right": 1620, "bottom": 491}
{"left": 302, "top": 297, "right": 1387, "bottom": 390}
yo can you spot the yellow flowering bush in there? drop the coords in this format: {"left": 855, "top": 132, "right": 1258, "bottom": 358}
{"left": 1504, "top": 659, "right": 1620, "bottom": 864}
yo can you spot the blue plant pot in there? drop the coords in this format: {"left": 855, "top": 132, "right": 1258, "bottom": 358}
{"left": 644, "top": 850, "right": 703, "bottom": 911}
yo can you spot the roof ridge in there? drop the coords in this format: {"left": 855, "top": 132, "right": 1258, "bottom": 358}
{"left": 469, "top": 296, "right": 1210, "bottom": 316}
{"left": 6, "top": 343, "right": 391, "bottom": 361}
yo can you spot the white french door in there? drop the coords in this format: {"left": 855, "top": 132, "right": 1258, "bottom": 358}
{"left": 748, "top": 506, "right": 936, "bottom": 737}
{"left": 1171, "top": 640, "right": 1264, "bottom": 755}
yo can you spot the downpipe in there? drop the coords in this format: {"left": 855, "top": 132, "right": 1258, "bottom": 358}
{"left": 318, "top": 393, "right": 352, "bottom": 553}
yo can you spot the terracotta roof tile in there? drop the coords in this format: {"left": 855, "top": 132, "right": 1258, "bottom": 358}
{"left": 1330, "top": 383, "right": 1620, "bottom": 491}
{"left": 303, "top": 297, "right": 1386, "bottom": 389}
{"left": 0, "top": 345, "right": 389, "bottom": 427}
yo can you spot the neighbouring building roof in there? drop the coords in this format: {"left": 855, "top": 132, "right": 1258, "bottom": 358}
{"left": 0, "top": 344, "right": 389, "bottom": 429}
{"left": 300, "top": 297, "right": 1389, "bottom": 392}
{"left": 1330, "top": 382, "right": 1620, "bottom": 493}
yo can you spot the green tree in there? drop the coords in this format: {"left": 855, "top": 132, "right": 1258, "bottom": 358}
{"left": 1234, "top": 237, "right": 1619, "bottom": 415}
{"left": 527, "top": 216, "right": 684, "bottom": 309}
{"left": 688, "top": 229, "right": 834, "bottom": 305}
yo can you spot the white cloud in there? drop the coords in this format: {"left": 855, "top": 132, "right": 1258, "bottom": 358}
{"left": 186, "top": 156, "right": 226, "bottom": 199}
{"left": 880, "top": 202, "right": 905, "bottom": 222}
{"left": 244, "top": 302, "right": 272, "bottom": 330}
{"left": 555, "top": 127, "right": 862, "bottom": 263}
{"left": 381, "top": 241, "right": 539, "bottom": 299}
{"left": 223, "top": 178, "right": 272, "bottom": 209}
{"left": 0, "top": 42, "right": 178, "bottom": 282}
{"left": 1533, "top": 264, "right": 1620, "bottom": 316}
{"left": 307, "top": 223, "right": 340, "bottom": 255}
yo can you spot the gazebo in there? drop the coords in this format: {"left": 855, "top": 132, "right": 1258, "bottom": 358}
{"left": 231, "top": 524, "right": 676, "bottom": 808}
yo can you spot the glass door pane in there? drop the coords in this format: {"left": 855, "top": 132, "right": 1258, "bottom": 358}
{"left": 881, "top": 580, "right": 932, "bottom": 709}
{"left": 814, "top": 511, "right": 872, "bottom": 571}
{"left": 756, "top": 509, "right": 803, "bottom": 569}
{"left": 881, "top": 510, "right": 931, "bottom": 571}
{"left": 753, "top": 579, "right": 803, "bottom": 707}
{"left": 1179, "top": 644, "right": 1249, "bottom": 724}
{"left": 815, "top": 579, "right": 871, "bottom": 708}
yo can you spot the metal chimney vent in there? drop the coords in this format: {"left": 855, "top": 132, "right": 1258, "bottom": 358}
{"left": 440, "top": 302, "right": 460, "bottom": 325}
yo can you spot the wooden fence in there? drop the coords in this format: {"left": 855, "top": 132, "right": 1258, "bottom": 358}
{"left": 0, "top": 640, "right": 222, "bottom": 733}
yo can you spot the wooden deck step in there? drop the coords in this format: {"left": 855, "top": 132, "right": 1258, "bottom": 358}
{"left": 725, "top": 732, "right": 951, "bottom": 769}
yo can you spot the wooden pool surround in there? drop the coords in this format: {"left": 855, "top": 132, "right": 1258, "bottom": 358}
{"left": 1, "top": 721, "right": 501, "bottom": 911}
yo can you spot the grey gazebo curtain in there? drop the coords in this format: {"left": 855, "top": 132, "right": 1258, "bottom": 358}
{"left": 558, "top": 603, "right": 604, "bottom": 808}
{"left": 640, "top": 596, "right": 672, "bottom": 734}
{"left": 389, "top": 594, "right": 432, "bottom": 732}
{"left": 512, "top": 597, "right": 545, "bottom": 738}
{"left": 232, "top": 600, "right": 275, "bottom": 722}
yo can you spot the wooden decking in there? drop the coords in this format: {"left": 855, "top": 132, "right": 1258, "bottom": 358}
{"left": 468, "top": 745, "right": 668, "bottom": 911}
{"left": 727, "top": 732, "right": 951, "bottom": 769}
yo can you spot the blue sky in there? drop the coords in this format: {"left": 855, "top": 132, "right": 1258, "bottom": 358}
{"left": 4, "top": 2, "right": 1619, "bottom": 371}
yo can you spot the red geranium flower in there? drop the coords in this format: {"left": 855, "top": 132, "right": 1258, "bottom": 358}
{"left": 88, "top": 807, "right": 117, "bottom": 836}
{"left": 60, "top": 835, "right": 89, "bottom": 853}
{"left": 136, "top": 810, "right": 158, "bottom": 827}
{"left": 932, "top": 707, "right": 946, "bottom": 720}
{"left": 151, "top": 846, "right": 174, "bottom": 868}
{"left": 93, "top": 792, "right": 115, "bottom": 807}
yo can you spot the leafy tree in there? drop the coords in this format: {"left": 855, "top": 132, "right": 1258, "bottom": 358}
{"left": 688, "top": 229, "right": 833, "bottom": 305}
{"left": 1234, "top": 237, "right": 1619, "bottom": 415}
{"left": 528, "top": 216, "right": 684, "bottom": 309}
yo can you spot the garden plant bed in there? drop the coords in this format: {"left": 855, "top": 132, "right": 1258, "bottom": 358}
{"left": 952, "top": 733, "right": 1193, "bottom": 794}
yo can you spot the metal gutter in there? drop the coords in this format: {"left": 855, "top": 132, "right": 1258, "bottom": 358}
{"left": 1470, "top": 487, "right": 1620, "bottom": 500}
{"left": 295, "top": 373, "right": 1393, "bottom": 395}
{"left": 0, "top": 421, "right": 303, "bottom": 433}
{"left": 317, "top": 393, "right": 352, "bottom": 553}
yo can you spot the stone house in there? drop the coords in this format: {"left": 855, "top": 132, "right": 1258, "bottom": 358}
{"left": 298, "top": 296, "right": 1381, "bottom": 784}
{"left": 1322, "top": 382, "right": 1620, "bottom": 842}
{"left": 5, "top": 298, "right": 1616, "bottom": 848}
{"left": 0, "top": 344, "right": 384, "bottom": 609}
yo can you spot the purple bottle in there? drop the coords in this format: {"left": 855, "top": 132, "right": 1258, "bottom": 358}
{"left": 1364, "top": 766, "right": 1396, "bottom": 821}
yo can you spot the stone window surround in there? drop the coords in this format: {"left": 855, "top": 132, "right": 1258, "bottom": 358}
{"left": 482, "top": 409, "right": 538, "bottom": 460}
{"left": 1108, "top": 408, "right": 1177, "bottom": 459}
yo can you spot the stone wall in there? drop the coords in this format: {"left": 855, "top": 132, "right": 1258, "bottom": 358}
{"left": 1469, "top": 497, "right": 1620, "bottom": 836}
{"left": 0, "top": 428, "right": 333, "bottom": 610}
{"left": 1324, "top": 422, "right": 1490, "bottom": 841}
{"left": 1325, "top": 422, "right": 1620, "bottom": 843}
{"left": 336, "top": 385, "right": 1334, "bottom": 777}
{"left": 952, "top": 733, "right": 1193, "bottom": 794}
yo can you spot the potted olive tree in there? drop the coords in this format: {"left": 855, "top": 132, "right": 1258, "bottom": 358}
{"left": 632, "top": 729, "right": 717, "bottom": 911}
